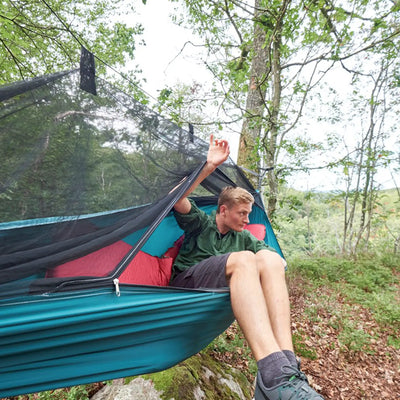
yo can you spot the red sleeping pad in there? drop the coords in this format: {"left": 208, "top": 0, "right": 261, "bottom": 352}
{"left": 46, "top": 224, "right": 265, "bottom": 286}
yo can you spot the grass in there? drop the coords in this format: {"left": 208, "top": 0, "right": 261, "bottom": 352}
{"left": 292, "top": 331, "right": 318, "bottom": 360}
{"left": 19, "top": 386, "right": 91, "bottom": 400}
{"left": 288, "top": 254, "right": 400, "bottom": 327}
{"left": 287, "top": 253, "right": 400, "bottom": 355}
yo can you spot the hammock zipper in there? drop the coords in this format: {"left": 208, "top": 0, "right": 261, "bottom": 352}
{"left": 113, "top": 278, "right": 120, "bottom": 297}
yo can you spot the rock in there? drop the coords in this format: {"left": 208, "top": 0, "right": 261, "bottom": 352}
{"left": 90, "top": 378, "right": 163, "bottom": 400}
{"left": 90, "top": 353, "right": 253, "bottom": 400}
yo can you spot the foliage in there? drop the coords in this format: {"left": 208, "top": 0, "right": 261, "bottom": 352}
{"left": 13, "top": 385, "right": 90, "bottom": 400}
{"left": 3, "top": 1, "right": 400, "bottom": 397}
{"left": 156, "top": 82, "right": 217, "bottom": 140}
{"left": 0, "top": 0, "right": 144, "bottom": 87}
{"left": 168, "top": 0, "right": 400, "bottom": 221}
{"left": 275, "top": 187, "right": 400, "bottom": 258}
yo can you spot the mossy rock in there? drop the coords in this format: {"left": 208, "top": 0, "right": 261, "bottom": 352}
{"left": 138, "top": 352, "right": 253, "bottom": 399}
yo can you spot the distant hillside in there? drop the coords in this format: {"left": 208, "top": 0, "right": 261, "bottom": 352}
{"left": 272, "top": 187, "right": 400, "bottom": 258}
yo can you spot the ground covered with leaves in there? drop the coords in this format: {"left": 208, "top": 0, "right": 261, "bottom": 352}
{"left": 210, "top": 255, "right": 400, "bottom": 400}
{"left": 289, "top": 283, "right": 399, "bottom": 399}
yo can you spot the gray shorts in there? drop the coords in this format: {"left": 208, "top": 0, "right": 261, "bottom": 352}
{"left": 170, "top": 253, "right": 231, "bottom": 289}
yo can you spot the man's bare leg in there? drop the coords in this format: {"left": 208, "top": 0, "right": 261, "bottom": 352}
{"left": 227, "top": 251, "right": 325, "bottom": 399}
{"left": 226, "top": 251, "right": 284, "bottom": 361}
{"left": 226, "top": 251, "right": 295, "bottom": 389}
{"left": 255, "top": 250, "right": 293, "bottom": 352}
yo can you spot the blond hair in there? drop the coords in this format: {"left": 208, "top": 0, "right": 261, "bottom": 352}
{"left": 217, "top": 186, "right": 254, "bottom": 213}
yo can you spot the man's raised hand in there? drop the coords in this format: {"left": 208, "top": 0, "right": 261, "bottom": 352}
{"left": 207, "top": 134, "right": 230, "bottom": 168}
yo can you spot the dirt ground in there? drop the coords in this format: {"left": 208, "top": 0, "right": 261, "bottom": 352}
{"left": 212, "top": 279, "right": 400, "bottom": 400}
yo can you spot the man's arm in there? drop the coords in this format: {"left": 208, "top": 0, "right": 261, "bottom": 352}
{"left": 174, "top": 134, "right": 230, "bottom": 215}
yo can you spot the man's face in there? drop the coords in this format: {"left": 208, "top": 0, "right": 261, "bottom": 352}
{"left": 219, "top": 202, "right": 252, "bottom": 232}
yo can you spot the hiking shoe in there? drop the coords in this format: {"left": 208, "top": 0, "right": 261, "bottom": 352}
{"left": 254, "top": 366, "right": 325, "bottom": 400}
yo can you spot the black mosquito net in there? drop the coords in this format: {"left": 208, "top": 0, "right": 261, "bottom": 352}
{"left": 0, "top": 51, "right": 258, "bottom": 297}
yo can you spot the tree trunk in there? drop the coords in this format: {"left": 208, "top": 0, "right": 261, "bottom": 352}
{"left": 238, "top": 0, "right": 269, "bottom": 187}
{"left": 264, "top": 22, "right": 282, "bottom": 218}
{"left": 239, "top": 0, "right": 288, "bottom": 219}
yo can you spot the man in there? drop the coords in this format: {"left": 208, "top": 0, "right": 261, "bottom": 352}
{"left": 170, "top": 135, "right": 324, "bottom": 400}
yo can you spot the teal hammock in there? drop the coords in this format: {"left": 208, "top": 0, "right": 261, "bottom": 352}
{"left": 0, "top": 285, "right": 233, "bottom": 397}
{"left": 0, "top": 49, "right": 283, "bottom": 397}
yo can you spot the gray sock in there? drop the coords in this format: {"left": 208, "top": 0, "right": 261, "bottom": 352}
{"left": 282, "top": 349, "right": 298, "bottom": 368}
{"left": 257, "top": 351, "right": 292, "bottom": 388}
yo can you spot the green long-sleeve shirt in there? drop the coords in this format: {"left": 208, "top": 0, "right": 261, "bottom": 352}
{"left": 173, "top": 200, "right": 275, "bottom": 273}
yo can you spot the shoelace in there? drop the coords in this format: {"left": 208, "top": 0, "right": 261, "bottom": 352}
{"left": 276, "top": 364, "right": 304, "bottom": 381}
{"left": 281, "top": 377, "right": 313, "bottom": 400}
{"left": 276, "top": 366, "right": 317, "bottom": 400}
{"left": 296, "top": 358, "right": 309, "bottom": 382}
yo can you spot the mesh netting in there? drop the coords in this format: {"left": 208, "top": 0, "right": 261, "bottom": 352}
{"left": 3, "top": 71, "right": 199, "bottom": 220}
{"left": 0, "top": 62, "right": 257, "bottom": 297}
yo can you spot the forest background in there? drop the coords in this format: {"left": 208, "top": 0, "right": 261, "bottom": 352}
{"left": 3, "top": 0, "right": 399, "bottom": 254}
{"left": 1, "top": 0, "right": 399, "bottom": 398}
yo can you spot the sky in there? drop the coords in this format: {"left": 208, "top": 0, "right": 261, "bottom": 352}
{"left": 129, "top": 1, "right": 243, "bottom": 162}
{"left": 131, "top": 1, "right": 212, "bottom": 99}
{"left": 127, "top": 1, "right": 397, "bottom": 192}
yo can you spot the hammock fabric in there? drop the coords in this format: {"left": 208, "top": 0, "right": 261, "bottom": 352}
{"left": 0, "top": 50, "right": 283, "bottom": 397}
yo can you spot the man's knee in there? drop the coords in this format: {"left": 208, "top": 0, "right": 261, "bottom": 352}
{"left": 255, "top": 249, "right": 287, "bottom": 274}
{"left": 226, "top": 251, "right": 256, "bottom": 277}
